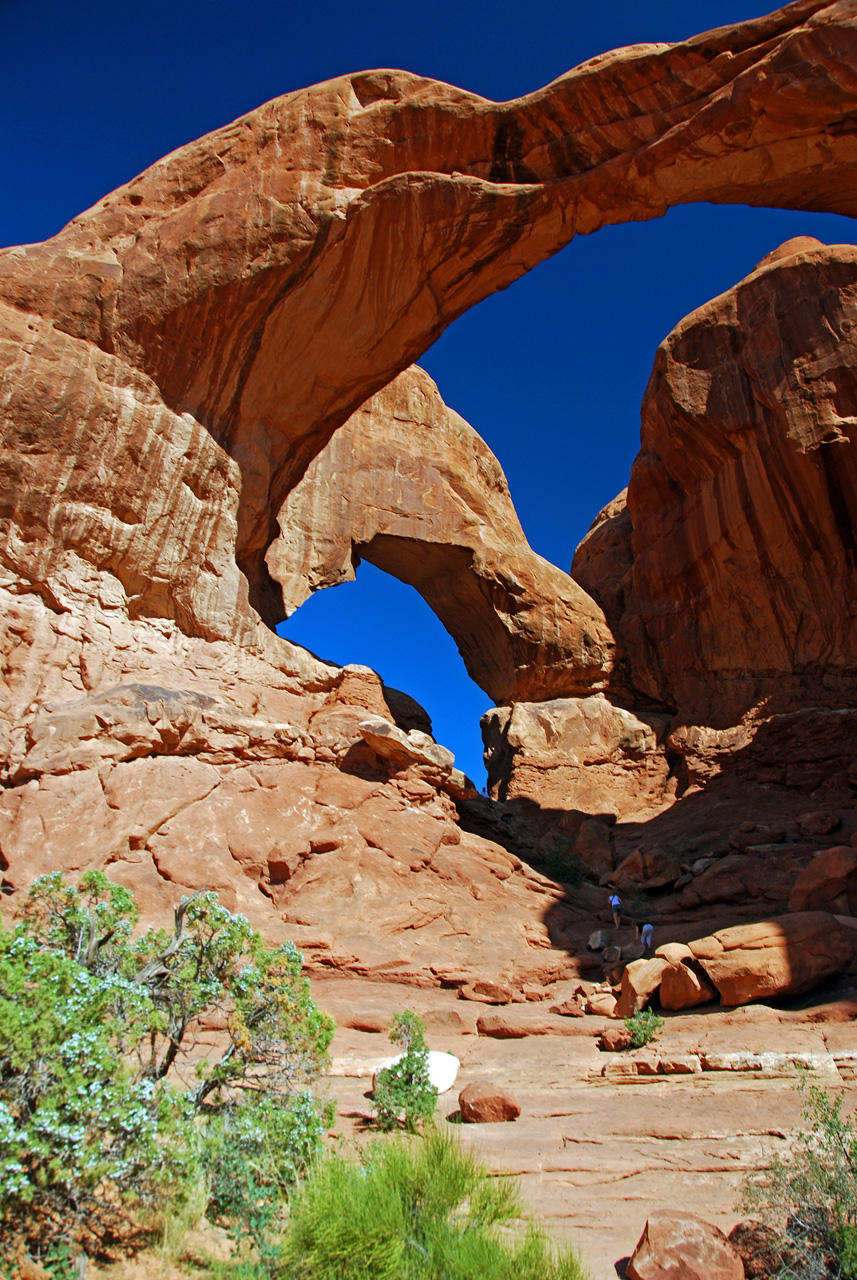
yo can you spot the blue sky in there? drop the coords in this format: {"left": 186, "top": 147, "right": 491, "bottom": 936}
{"left": 3, "top": 0, "right": 856, "bottom": 784}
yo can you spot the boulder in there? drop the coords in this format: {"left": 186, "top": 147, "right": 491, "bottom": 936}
{"left": 598, "top": 1026, "right": 633, "bottom": 1052}
{"left": 373, "top": 1050, "right": 460, "bottom": 1095}
{"left": 585, "top": 990, "right": 619, "bottom": 1018}
{"left": 660, "top": 961, "right": 717, "bottom": 1011}
{"left": 588, "top": 929, "right": 610, "bottom": 952}
{"left": 549, "top": 998, "right": 585, "bottom": 1018}
{"left": 458, "top": 1081, "right": 521, "bottom": 1123}
{"left": 627, "top": 1212, "right": 744, "bottom": 1280}
{"left": 690, "top": 912, "right": 853, "bottom": 1006}
{"left": 611, "top": 846, "right": 681, "bottom": 892}
{"left": 358, "top": 715, "right": 454, "bottom": 774}
{"left": 729, "top": 823, "right": 786, "bottom": 852}
{"left": 458, "top": 980, "right": 512, "bottom": 1005}
{"left": 615, "top": 958, "right": 668, "bottom": 1019}
{"left": 788, "top": 846, "right": 857, "bottom": 915}
{"left": 796, "top": 812, "right": 842, "bottom": 838}
{"left": 728, "top": 1220, "right": 782, "bottom": 1279}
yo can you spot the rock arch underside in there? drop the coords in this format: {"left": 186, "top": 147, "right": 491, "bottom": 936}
{"left": 5, "top": 0, "right": 857, "bottom": 1013}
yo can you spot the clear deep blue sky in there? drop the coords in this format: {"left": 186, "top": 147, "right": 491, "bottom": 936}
{"left": 3, "top": 0, "right": 856, "bottom": 784}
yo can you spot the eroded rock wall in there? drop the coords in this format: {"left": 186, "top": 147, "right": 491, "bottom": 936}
{"left": 4, "top": 4, "right": 857, "bottom": 974}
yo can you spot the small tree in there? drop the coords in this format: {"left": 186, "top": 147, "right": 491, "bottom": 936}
{"left": 742, "top": 1073, "right": 857, "bottom": 1279}
{"left": 372, "top": 1010, "right": 437, "bottom": 1132}
{"left": 0, "top": 872, "right": 335, "bottom": 1265}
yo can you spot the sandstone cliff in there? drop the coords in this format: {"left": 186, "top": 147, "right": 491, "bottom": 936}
{"left": 3, "top": 3, "right": 857, "bottom": 983}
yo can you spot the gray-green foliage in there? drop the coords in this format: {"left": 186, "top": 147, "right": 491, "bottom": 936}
{"left": 0, "top": 872, "right": 334, "bottom": 1265}
{"left": 280, "top": 1127, "right": 588, "bottom": 1280}
{"left": 623, "top": 1007, "right": 664, "bottom": 1049}
{"left": 372, "top": 1010, "right": 437, "bottom": 1132}
{"left": 742, "top": 1074, "right": 857, "bottom": 1279}
{"left": 540, "top": 834, "right": 584, "bottom": 886}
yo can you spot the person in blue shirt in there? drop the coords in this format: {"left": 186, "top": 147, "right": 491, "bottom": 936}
{"left": 636, "top": 922, "right": 654, "bottom": 952}
{"left": 608, "top": 892, "right": 622, "bottom": 929}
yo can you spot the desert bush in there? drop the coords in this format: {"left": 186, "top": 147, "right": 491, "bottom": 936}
{"left": 372, "top": 1010, "right": 437, "bottom": 1132}
{"left": 540, "top": 834, "right": 585, "bottom": 886}
{"left": 0, "top": 872, "right": 334, "bottom": 1267}
{"left": 279, "top": 1127, "right": 588, "bottom": 1280}
{"left": 624, "top": 1007, "right": 664, "bottom": 1048}
{"left": 742, "top": 1073, "right": 857, "bottom": 1278}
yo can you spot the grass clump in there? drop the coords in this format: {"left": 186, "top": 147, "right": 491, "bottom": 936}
{"left": 279, "top": 1127, "right": 588, "bottom": 1280}
{"left": 624, "top": 1007, "right": 664, "bottom": 1049}
{"left": 742, "top": 1073, "right": 857, "bottom": 1278}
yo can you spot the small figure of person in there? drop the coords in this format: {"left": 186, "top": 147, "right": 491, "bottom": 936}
{"left": 635, "top": 921, "right": 654, "bottom": 952}
{"left": 608, "top": 891, "right": 622, "bottom": 929}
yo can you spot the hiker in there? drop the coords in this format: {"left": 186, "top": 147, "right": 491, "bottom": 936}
{"left": 636, "top": 922, "right": 654, "bottom": 952}
{"left": 608, "top": 891, "right": 622, "bottom": 929}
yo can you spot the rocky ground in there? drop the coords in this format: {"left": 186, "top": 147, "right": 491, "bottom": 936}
{"left": 315, "top": 973, "right": 857, "bottom": 1280}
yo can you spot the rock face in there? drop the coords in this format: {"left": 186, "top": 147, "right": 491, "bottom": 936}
{"left": 571, "top": 237, "right": 857, "bottom": 785}
{"left": 270, "top": 365, "right": 614, "bottom": 704}
{"left": 482, "top": 695, "right": 674, "bottom": 818}
{"left": 3, "top": 3, "right": 857, "bottom": 975}
{"left": 788, "top": 845, "right": 857, "bottom": 914}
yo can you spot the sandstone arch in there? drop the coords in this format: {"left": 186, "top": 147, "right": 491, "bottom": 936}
{"left": 268, "top": 365, "right": 615, "bottom": 704}
{"left": 1, "top": 0, "right": 856, "bottom": 643}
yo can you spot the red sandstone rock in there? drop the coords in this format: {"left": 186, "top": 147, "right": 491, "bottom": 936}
{"left": 482, "top": 695, "right": 673, "bottom": 820}
{"left": 2, "top": 3, "right": 857, "bottom": 981}
{"left": 611, "top": 846, "right": 682, "bottom": 893}
{"left": 585, "top": 991, "right": 619, "bottom": 1018}
{"left": 598, "top": 1026, "right": 634, "bottom": 1052}
{"left": 659, "top": 961, "right": 717, "bottom": 1012}
{"left": 271, "top": 367, "right": 613, "bottom": 704}
{"left": 690, "top": 912, "right": 853, "bottom": 1006}
{"left": 728, "top": 1219, "right": 781, "bottom": 1278}
{"left": 459, "top": 1081, "right": 521, "bottom": 1123}
{"left": 788, "top": 846, "right": 857, "bottom": 914}
{"left": 627, "top": 1213, "right": 744, "bottom": 1280}
{"left": 459, "top": 981, "right": 513, "bottom": 1005}
{"left": 616, "top": 958, "right": 668, "bottom": 1019}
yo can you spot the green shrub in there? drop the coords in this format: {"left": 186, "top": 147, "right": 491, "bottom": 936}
{"left": 540, "top": 835, "right": 584, "bottom": 886}
{"left": 279, "top": 1128, "right": 588, "bottom": 1280}
{"left": 372, "top": 1010, "right": 437, "bottom": 1132}
{"left": 742, "top": 1073, "right": 857, "bottom": 1278}
{"left": 624, "top": 1007, "right": 664, "bottom": 1049}
{"left": 0, "top": 872, "right": 334, "bottom": 1266}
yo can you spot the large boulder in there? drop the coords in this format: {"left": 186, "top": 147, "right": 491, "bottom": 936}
{"left": 611, "top": 846, "right": 682, "bottom": 893}
{"left": 659, "top": 960, "right": 717, "bottom": 1012}
{"left": 615, "top": 958, "right": 668, "bottom": 1019}
{"left": 627, "top": 1212, "right": 744, "bottom": 1280}
{"left": 458, "top": 1081, "right": 521, "bottom": 1123}
{"left": 788, "top": 846, "right": 857, "bottom": 915}
{"left": 689, "top": 912, "right": 853, "bottom": 1006}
